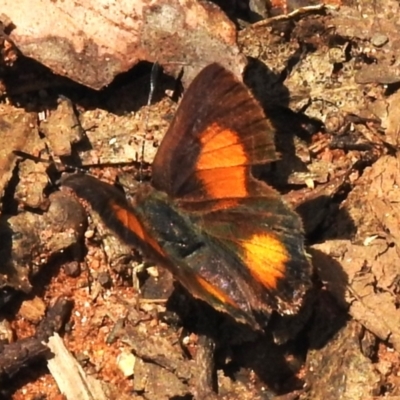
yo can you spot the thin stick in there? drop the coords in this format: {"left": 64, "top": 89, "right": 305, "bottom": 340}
{"left": 139, "top": 62, "right": 160, "bottom": 181}
{"left": 251, "top": 4, "right": 338, "bottom": 29}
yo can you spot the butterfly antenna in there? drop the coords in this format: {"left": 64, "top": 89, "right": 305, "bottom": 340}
{"left": 13, "top": 150, "right": 88, "bottom": 175}
{"left": 139, "top": 62, "right": 160, "bottom": 182}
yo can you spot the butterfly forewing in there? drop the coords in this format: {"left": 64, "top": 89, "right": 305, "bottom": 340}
{"left": 151, "top": 63, "right": 277, "bottom": 199}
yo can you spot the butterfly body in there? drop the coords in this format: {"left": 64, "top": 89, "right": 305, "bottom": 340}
{"left": 62, "top": 63, "right": 312, "bottom": 328}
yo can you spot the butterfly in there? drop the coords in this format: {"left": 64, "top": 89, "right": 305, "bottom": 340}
{"left": 61, "top": 63, "right": 312, "bottom": 328}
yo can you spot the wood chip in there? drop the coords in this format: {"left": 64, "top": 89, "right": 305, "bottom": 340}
{"left": 47, "top": 333, "right": 109, "bottom": 400}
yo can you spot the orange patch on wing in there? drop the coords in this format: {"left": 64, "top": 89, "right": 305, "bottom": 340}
{"left": 197, "top": 123, "right": 248, "bottom": 169}
{"left": 195, "top": 275, "right": 238, "bottom": 308}
{"left": 196, "top": 166, "right": 248, "bottom": 199}
{"left": 242, "top": 233, "right": 288, "bottom": 289}
{"left": 110, "top": 201, "right": 164, "bottom": 256}
{"left": 194, "top": 123, "right": 250, "bottom": 199}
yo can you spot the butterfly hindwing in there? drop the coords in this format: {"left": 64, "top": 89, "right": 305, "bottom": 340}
{"left": 190, "top": 189, "right": 311, "bottom": 316}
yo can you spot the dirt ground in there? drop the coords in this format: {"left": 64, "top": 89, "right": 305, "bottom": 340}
{"left": 1, "top": 1, "right": 400, "bottom": 399}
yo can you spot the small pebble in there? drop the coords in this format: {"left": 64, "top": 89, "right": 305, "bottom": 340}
{"left": 18, "top": 297, "right": 46, "bottom": 323}
{"left": 0, "top": 319, "right": 14, "bottom": 343}
{"left": 98, "top": 271, "right": 112, "bottom": 288}
{"left": 64, "top": 261, "right": 81, "bottom": 277}
{"left": 371, "top": 33, "right": 388, "bottom": 48}
{"left": 117, "top": 351, "right": 136, "bottom": 377}
{"left": 84, "top": 229, "right": 95, "bottom": 239}
{"left": 147, "top": 266, "right": 159, "bottom": 278}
